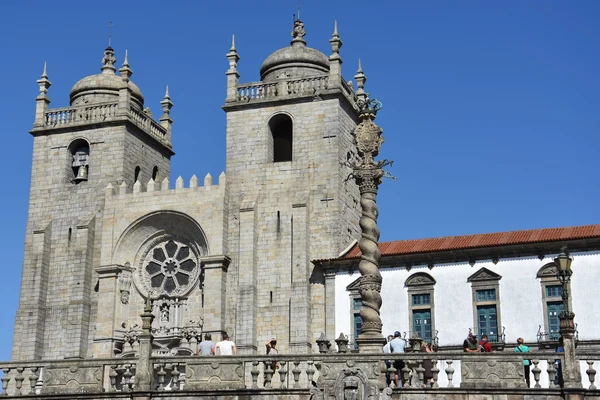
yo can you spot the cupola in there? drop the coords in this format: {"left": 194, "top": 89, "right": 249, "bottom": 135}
{"left": 69, "top": 47, "right": 144, "bottom": 108}
{"left": 259, "top": 20, "right": 330, "bottom": 82}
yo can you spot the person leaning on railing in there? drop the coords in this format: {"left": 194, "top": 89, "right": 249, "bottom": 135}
{"left": 463, "top": 332, "right": 480, "bottom": 352}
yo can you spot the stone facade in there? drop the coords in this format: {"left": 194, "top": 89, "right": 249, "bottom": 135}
{"left": 12, "top": 20, "right": 361, "bottom": 362}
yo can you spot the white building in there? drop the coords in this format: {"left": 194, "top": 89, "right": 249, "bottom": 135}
{"left": 315, "top": 224, "right": 600, "bottom": 351}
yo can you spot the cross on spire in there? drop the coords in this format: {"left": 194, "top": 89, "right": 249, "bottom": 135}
{"left": 108, "top": 20, "right": 113, "bottom": 47}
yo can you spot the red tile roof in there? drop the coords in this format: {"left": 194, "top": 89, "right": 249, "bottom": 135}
{"left": 341, "top": 224, "right": 600, "bottom": 259}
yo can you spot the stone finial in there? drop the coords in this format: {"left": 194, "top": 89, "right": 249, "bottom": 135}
{"left": 335, "top": 332, "right": 349, "bottom": 353}
{"left": 218, "top": 171, "right": 226, "bottom": 185}
{"left": 119, "top": 49, "right": 133, "bottom": 81}
{"left": 175, "top": 175, "right": 184, "bottom": 189}
{"left": 105, "top": 182, "right": 114, "bottom": 197}
{"left": 291, "top": 19, "right": 307, "bottom": 46}
{"left": 36, "top": 62, "right": 51, "bottom": 97}
{"left": 316, "top": 333, "right": 331, "bottom": 354}
{"left": 34, "top": 62, "right": 52, "bottom": 127}
{"left": 190, "top": 174, "right": 199, "bottom": 188}
{"left": 225, "top": 34, "right": 241, "bottom": 102}
{"left": 101, "top": 46, "right": 117, "bottom": 74}
{"left": 204, "top": 173, "right": 212, "bottom": 187}
{"left": 226, "top": 35, "right": 240, "bottom": 74}
{"left": 161, "top": 177, "right": 170, "bottom": 190}
{"left": 328, "top": 20, "right": 343, "bottom": 89}
{"left": 354, "top": 59, "right": 367, "bottom": 102}
{"left": 160, "top": 85, "right": 174, "bottom": 135}
{"left": 329, "top": 20, "right": 342, "bottom": 58}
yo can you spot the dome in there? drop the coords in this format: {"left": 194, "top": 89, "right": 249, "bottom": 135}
{"left": 260, "top": 20, "right": 330, "bottom": 82}
{"left": 69, "top": 47, "right": 144, "bottom": 108}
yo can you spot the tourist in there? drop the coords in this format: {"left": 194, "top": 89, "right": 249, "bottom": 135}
{"left": 264, "top": 338, "right": 279, "bottom": 384}
{"left": 389, "top": 331, "right": 405, "bottom": 387}
{"left": 463, "top": 332, "right": 480, "bottom": 352}
{"left": 421, "top": 342, "right": 434, "bottom": 387}
{"left": 515, "top": 337, "right": 531, "bottom": 387}
{"left": 214, "top": 332, "right": 237, "bottom": 355}
{"left": 382, "top": 335, "right": 394, "bottom": 387}
{"left": 479, "top": 334, "right": 493, "bottom": 352}
{"left": 197, "top": 333, "right": 215, "bottom": 356}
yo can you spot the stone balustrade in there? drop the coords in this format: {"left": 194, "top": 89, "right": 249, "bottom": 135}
{"left": 236, "top": 82, "right": 279, "bottom": 101}
{"left": 37, "top": 103, "right": 170, "bottom": 148}
{"left": 128, "top": 106, "right": 168, "bottom": 145}
{"left": 3, "top": 352, "right": 596, "bottom": 397}
{"left": 44, "top": 102, "right": 119, "bottom": 127}
{"left": 234, "top": 76, "right": 357, "bottom": 106}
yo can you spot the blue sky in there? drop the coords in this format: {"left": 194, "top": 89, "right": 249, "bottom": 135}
{"left": 0, "top": 1, "right": 598, "bottom": 360}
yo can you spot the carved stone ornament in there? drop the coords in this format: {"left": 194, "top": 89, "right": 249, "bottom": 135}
{"left": 136, "top": 237, "right": 202, "bottom": 298}
{"left": 354, "top": 119, "right": 383, "bottom": 166}
{"left": 405, "top": 272, "right": 436, "bottom": 287}
{"left": 101, "top": 47, "right": 116, "bottom": 67}
{"left": 467, "top": 267, "right": 501, "bottom": 282}
{"left": 118, "top": 270, "right": 132, "bottom": 304}
{"left": 537, "top": 262, "right": 559, "bottom": 278}
{"left": 291, "top": 19, "right": 306, "bottom": 39}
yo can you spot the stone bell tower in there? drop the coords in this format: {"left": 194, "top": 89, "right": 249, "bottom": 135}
{"left": 223, "top": 20, "right": 364, "bottom": 353}
{"left": 12, "top": 47, "right": 173, "bottom": 360}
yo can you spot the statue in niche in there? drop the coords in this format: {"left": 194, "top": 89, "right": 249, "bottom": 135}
{"left": 160, "top": 305, "right": 170, "bottom": 324}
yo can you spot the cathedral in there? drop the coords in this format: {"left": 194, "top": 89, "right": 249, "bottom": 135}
{"left": 13, "top": 19, "right": 362, "bottom": 361}
{"left": 5, "top": 13, "right": 600, "bottom": 399}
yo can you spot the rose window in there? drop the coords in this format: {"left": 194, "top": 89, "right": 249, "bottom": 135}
{"left": 141, "top": 239, "right": 200, "bottom": 296}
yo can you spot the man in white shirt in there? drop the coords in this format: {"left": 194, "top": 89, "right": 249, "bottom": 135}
{"left": 214, "top": 332, "right": 237, "bottom": 355}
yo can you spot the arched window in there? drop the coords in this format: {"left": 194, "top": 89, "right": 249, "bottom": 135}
{"left": 134, "top": 166, "right": 141, "bottom": 183}
{"left": 405, "top": 272, "right": 437, "bottom": 346}
{"left": 68, "top": 139, "right": 90, "bottom": 184}
{"left": 152, "top": 166, "right": 159, "bottom": 180}
{"left": 269, "top": 114, "right": 293, "bottom": 162}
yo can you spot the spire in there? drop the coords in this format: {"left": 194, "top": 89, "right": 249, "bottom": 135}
{"left": 354, "top": 59, "right": 367, "bottom": 102}
{"left": 37, "top": 62, "right": 51, "bottom": 97}
{"left": 101, "top": 46, "right": 117, "bottom": 74}
{"left": 329, "top": 20, "right": 342, "bottom": 59}
{"left": 34, "top": 61, "right": 52, "bottom": 126}
{"left": 225, "top": 34, "right": 241, "bottom": 102}
{"left": 226, "top": 34, "right": 240, "bottom": 73}
{"left": 160, "top": 85, "right": 174, "bottom": 134}
{"left": 230, "top": 34, "right": 236, "bottom": 52}
{"left": 290, "top": 19, "right": 307, "bottom": 47}
{"left": 119, "top": 49, "right": 133, "bottom": 81}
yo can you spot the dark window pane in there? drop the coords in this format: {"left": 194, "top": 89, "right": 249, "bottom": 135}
{"left": 546, "top": 285, "right": 563, "bottom": 298}
{"left": 176, "top": 246, "right": 190, "bottom": 261}
{"left": 146, "top": 261, "right": 161, "bottom": 276}
{"left": 152, "top": 248, "right": 166, "bottom": 262}
{"left": 151, "top": 274, "right": 164, "bottom": 288}
{"left": 164, "top": 277, "right": 176, "bottom": 293}
{"left": 180, "top": 259, "right": 196, "bottom": 272}
{"left": 165, "top": 241, "right": 178, "bottom": 258}
{"left": 476, "top": 289, "right": 496, "bottom": 302}
{"left": 412, "top": 293, "right": 431, "bottom": 306}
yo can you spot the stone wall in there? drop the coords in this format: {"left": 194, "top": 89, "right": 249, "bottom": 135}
{"left": 224, "top": 92, "right": 361, "bottom": 354}
{"left": 13, "top": 121, "right": 171, "bottom": 361}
